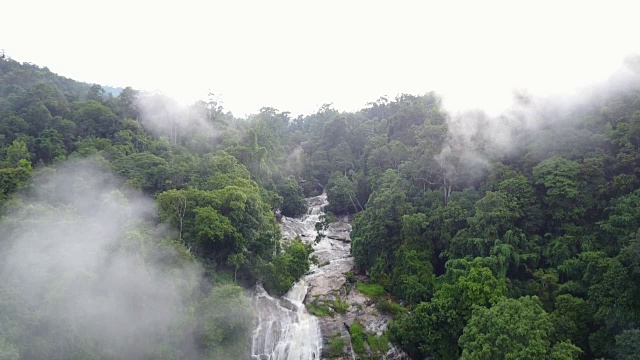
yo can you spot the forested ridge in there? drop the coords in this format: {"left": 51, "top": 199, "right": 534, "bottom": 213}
{"left": 1, "top": 53, "right": 640, "bottom": 360}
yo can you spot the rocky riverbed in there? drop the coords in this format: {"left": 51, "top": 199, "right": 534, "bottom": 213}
{"left": 251, "top": 194, "right": 409, "bottom": 360}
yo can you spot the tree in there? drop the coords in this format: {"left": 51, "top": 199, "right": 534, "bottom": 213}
{"left": 277, "top": 176, "right": 307, "bottom": 217}
{"left": 549, "top": 294, "right": 592, "bottom": 354}
{"left": 459, "top": 296, "right": 558, "bottom": 360}
{"left": 328, "top": 142, "right": 355, "bottom": 175}
{"left": 227, "top": 252, "right": 247, "bottom": 283}
{"left": 157, "top": 189, "right": 187, "bottom": 241}
{"left": 352, "top": 170, "right": 413, "bottom": 273}
{"left": 0, "top": 115, "right": 28, "bottom": 143}
{"left": 117, "top": 87, "right": 140, "bottom": 119}
{"left": 193, "top": 284, "right": 255, "bottom": 359}
{"left": 599, "top": 189, "right": 640, "bottom": 254}
{"left": 550, "top": 342, "right": 583, "bottom": 360}
{"left": 326, "top": 171, "right": 360, "bottom": 214}
{"left": 498, "top": 174, "right": 543, "bottom": 234}
{"left": 468, "top": 191, "right": 521, "bottom": 239}
{"left": 615, "top": 329, "right": 640, "bottom": 360}
{"left": 390, "top": 265, "right": 505, "bottom": 359}
{"left": 533, "top": 156, "right": 584, "bottom": 232}
{"left": 72, "top": 101, "right": 119, "bottom": 137}
{"left": 391, "top": 244, "right": 434, "bottom": 305}
{"left": 35, "top": 129, "right": 65, "bottom": 164}
{"left": 195, "top": 206, "right": 243, "bottom": 259}
{"left": 262, "top": 237, "right": 312, "bottom": 296}
{"left": 112, "top": 152, "right": 169, "bottom": 192}
{"left": 4, "top": 139, "right": 29, "bottom": 167}
{"left": 87, "top": 84, "right": 105, "bottom": 103}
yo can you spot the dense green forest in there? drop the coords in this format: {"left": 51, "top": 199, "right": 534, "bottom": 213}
{"left": 0, "top": 55, "right": 311, "bottom": 359}
{"left": 2, "top": 53, "right": 640, "bottom": 360}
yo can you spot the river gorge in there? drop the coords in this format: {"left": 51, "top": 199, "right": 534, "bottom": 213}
{"left": 251, "top": 194, "right": 408, "bottom": 360}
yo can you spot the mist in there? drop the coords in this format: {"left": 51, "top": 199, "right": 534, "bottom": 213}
{"left": 0, "top": 160, "right": 251, "bottom": 359}
{"left": 136, "top": 92, "right": 234, "bottom": 147}
{"left": 435, "top": 56, "right": 640, "bottom": 182}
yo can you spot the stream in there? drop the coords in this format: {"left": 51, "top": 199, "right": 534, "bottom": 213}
{"left": 251, "top": 194, "right": 333, "bottom": 360}
{"left": 250, "top": 194, "right": 407, "bottom": 360}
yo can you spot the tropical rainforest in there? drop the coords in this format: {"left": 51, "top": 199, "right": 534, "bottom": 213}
{"left": 1, "top": 52, "right": 640, "bottom": 359}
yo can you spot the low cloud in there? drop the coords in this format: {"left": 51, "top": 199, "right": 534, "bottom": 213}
{"left": 0, "top": 159, "right": 203, "bottom": 359}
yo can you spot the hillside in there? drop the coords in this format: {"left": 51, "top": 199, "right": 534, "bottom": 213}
{"left": 1, "top": 54, "right": 640, "bottom": 359}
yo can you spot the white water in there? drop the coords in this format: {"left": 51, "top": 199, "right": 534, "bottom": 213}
{"left": 251, "top": 194, "right": 328, "bottom": 360}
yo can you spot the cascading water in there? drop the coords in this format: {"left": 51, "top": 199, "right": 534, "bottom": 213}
{"left": 251, "top": 194, "right": 328, "bottom": 360}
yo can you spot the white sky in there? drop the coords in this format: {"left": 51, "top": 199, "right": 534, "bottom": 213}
{"left": 2, "top": 0, "right": 639, "bottom": 117}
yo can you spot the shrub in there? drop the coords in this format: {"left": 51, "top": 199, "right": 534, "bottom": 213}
{"left": 328, "top": 334, "right": 346, "bottom": 358}
{"left": 368, "top": 332, "right": 390, "bottom": 355}
{"left": 333, "top": 295, "right": 350, "bottom": 314}
{"left": 307, "top": 299, "right": 332, "bottom": 317}
{"left": 376, "top": 299, "right": 407, "bottom": 315}
{"left": 356, "top": 281, "right": 385, "bottom": 298}
{"left": 350, "top": 321, "right": 366, "bottom": 355}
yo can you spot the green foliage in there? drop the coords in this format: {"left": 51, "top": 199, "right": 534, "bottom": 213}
{"left": 4, "top": 139, "right": 30, "bottom": 167}
{"left": 326, "top": 171, "right": 360, "bottom": 214}
{"left": 3, "top": 54, "right": 640, "bottom": 360}
{"left": 352, "top": 169, "right": 413, "bottom": 272}
{"left": 615, "top": 329, "right": 640, "bottom": 360}
{"left": 533, "top": 156, "right": 584, "bottom": 231}
{"left": 375, "top": 298, "right": 407, "bottom": 315}
{"left": 332, "top": 295, "right": 350, "bottom": 314}
{"left": 72, "top": 101, "right": 119, "bottom": 137}
{"left": 356, "top": 281, "right": 385, "bottom": 298}
{"left": 277, "top": 176, "right": 307, "bottom": 217}
{"left": 193, "top": 284, "right": 256, "bottom": 359}
{"left": 467, "top": 190, "right": 521, "bottom": 239}
{"left": 157, "top": 180, "right": 283, "bottom": 286}
{"left": 368, "top": 332, "right": 390, "bottom": 356}
{"left": 550, "top": 342, "right": 583, "bottom": 360}
{"left": 549, "top": 294, "right": 592, "bottom": 352}
{"left": 0, "top": 167, "right": 31, "bottom": 209}
{"left": 305, "top": 295, "right": 349, "bottom": 317}
{"left": 391, "top": 244, "right": 434, "bottom": 305}
{"left": 599, "top": 189, "right": 640, "bottom": 253}
{"left": 389, "top": 265, "right": 506, "bottom": 359}
{"left": 327, "top": 334, "right": 346, "bottom": 358}
{"left": 36, "top": 129, "right": 66, "bottom": 164}
{"left": 344, "top": 271, "right": 356, "bottom": 284}
{"left": 349, "top": 321, "right": 366, "bottom": 355}
{"left": 459, "top": 296, "right": 553, "bottom": 360}
{"left": 262, "top": 237, "right": 312, "bottom": 296}
{"left": 113, "top": 152, "right": 170, "bottom": 192}
{"left": 306, "top": 300, "right": 332, "bottom": 317}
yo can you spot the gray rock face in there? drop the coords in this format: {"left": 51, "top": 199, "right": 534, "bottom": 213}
{"left": 325, "top": 221, "right": 352, "bottom": 242}
{"left": 304, "top": 216, "right": 406, "bottom": 360}
{"left": 306, "top": 258, "right": 354, "bottom": 298}
{"left": 383, "top": 347, "right": 413, "bottom": 360}
{"left": 253, "top": 193, "right": 410, "bottom": 360}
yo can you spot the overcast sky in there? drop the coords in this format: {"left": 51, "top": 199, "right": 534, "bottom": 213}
{"left": 2, "top": 0, "right": 639, "bottom": 116}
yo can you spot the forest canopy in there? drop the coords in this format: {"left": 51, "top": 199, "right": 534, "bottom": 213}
{"left": 1, "top": 53, "right": 640, "bottom": 359}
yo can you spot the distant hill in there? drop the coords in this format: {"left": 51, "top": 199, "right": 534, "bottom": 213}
{"left": 0, "top": 53, "right": 122, "bottom": 100}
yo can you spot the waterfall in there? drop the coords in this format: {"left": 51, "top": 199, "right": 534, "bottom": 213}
{"left": 251, "top": 194, "right": 328, "bottom": 360}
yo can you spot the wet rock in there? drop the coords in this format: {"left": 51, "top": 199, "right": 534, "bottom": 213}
{"left": 382, "top": 347, "right": 412, "bottom": 360}
{"left": 326, "top": 222, "right": 352, "bottom": 242}
{"left": 307, "top": 197, "right": 326, "bottom": 207}
{"left": 328, "top": 221, "right": 352, "bottom": 233}
{"left": 255, "top": 194, "right": 404, "bottom": 360}
{"left": 306, "top": 258, "right": 354, "bottom": 298}
{"left": 279, "top": 298, "right": 298, "bottom": 312}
